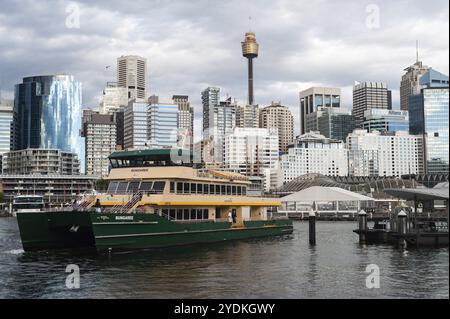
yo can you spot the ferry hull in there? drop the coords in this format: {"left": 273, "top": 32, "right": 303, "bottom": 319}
{"left": 17, "top": 212, "right": 293, "bottom": 252}
{"left": 16, "top": 211, "right": 95, "bottom": 251}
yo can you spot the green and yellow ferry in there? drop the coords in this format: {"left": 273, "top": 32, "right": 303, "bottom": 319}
{"left": 16, "top": 149, "right": 293, "bottom": 253}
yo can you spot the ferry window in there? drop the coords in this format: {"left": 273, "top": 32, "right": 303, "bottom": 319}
{"left": 190, "top": 209, "right": 197, "bottom": 220}
{"left": 204, "top": 184, "right": 209, "bottom": 194}
{"left": 227, "top": 186, "right": 231, "bottom": 195}
{"left": 110, "top": 159, "right": 118, "bottom": 168}
{"left": 183, "top": 209, "right": 190, "bottom": 220}
{"left": 140, "top": 182, "right": 153, "bottom": 191}
{"left": 215, "top": 185, "right": 220, "bottom": 194}
{"left": 107, "top": 182, "right": 118, "bottom": 193}
{"left": 128, "top": 182, "right": 140, "bottom": 193}
{"left": 232, "top": 186, "right": 236, "bottom": 195}
{"left": 183, "top": 183, "right": 190, "bottom": 194}
{"left": 116, "top": 182, "right": 128, "bottom": 193}
{"left": 191, "top": 183, "right": 197, "bottom": 194}
{"left": 177, "top": 182, "right": 183, "bottom": 194}
{"left": 210, "top": 184, "right": 215, "bottom": 194}
{"left": 162, "top": 209, "right": 168, "bottom": 217}
{"left": 237, "top": 186, "right": 242, "bottom": 195}
{"left": 196, "top": 209, "right": 203, "bottom": 219}
{"left": 169, "top": 209, "right": 176, "bottom": 220}
{"left": 170, "top": 182, "right": 175, "bottom": 193}
{"left": 203, "top": 209, "right": 208, "bottom": 219}
{"left": 221, "top": 185, "right": 226, "bottom": 195}
{"left": 197, "top": 184, "right": 203, "bottom": 194}
{"left": 152, "top": 181, "right": 166, "bottom": 194}
{"left": 243, "top": 187, "right": 247, "bottom": 195}
{"left": 176, "top": 209, "right": 183, "bottom": 220}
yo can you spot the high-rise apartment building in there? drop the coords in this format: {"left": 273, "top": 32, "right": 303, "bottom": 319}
{"left": 259, "top": 102, "right": 294, "bottom": 154}
{"left": 2, "top": 148, "right": 80, "bottom": 175}
{"left": 0, "top": 98, "right": 13, "bottom": 171}
{"left": 279, "top": 132, "right": 348, "bottom": 184}
{"left": 81, "top": 110, "right": 117, "bottom": 177}
{"left": 236, "top": 104, "right": 259, "bottom": 128}
{"left": 352, "top": 82, "right": 392, "bottom": 126}
{"left": 346, "top": 129, "right": 424, "bottom": 177}
{"left": 224, "top": 127, "right": 279, "bottom": 180}
{"left": 201, "top": 87, "right": 220, "bottom": 134}
{"left": 300, "top": 87, "right": 341, "bottom": 135}
{"left": 409, "top": 69, "right": 449, "bottom": 174}
{"left": 12, "top": 75, "right": 84, "bottom": 171}
{"left": 400, "top": 61, "right": 430, "bottom": 111}
{"left": 305, "top": 106, "right": 355, "bottom": 142}
{"left": 208, "top": 100, "right": 237, "bottom": 163}
{"left": 117, "top": 55, "right": 147, "bottom": 101}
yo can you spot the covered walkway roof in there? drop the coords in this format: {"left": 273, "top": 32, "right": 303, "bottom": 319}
{"left": 384, "top": 188, "right": 449, "bottom": 201}
{"left": 281, "top": 186, "right": 375, "bottom": 202}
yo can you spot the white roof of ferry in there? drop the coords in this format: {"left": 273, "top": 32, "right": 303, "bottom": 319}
{"left": 281, "top": 186, "right": 374, "bottom": 202}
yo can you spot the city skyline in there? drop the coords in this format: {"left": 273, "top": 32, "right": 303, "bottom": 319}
{"left": 0, "top": 0, "right": 449, "bottom": 140}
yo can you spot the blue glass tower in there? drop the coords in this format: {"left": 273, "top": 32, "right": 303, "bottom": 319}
{"left": 13, "top": 75, "right": 84, "bottom": 171}
{"left": 409, "top": 69, "right": 449, "bottom": 175}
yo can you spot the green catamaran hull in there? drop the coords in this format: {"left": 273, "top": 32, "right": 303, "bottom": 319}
{"left": 17, "top": 211, "right": 293, "bottom": 252}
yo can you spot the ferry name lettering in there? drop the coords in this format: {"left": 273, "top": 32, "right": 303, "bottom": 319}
{"left": 115, "top": 216, "right": 134, "bottom": 221}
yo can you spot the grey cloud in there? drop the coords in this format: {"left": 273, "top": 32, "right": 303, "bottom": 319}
{"left": 0, "top": 0, "right": 448, "bottom": 138}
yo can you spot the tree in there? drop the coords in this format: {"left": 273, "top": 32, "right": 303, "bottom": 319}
{"left": 95, "top": 179, "right": 108, "bottom": 191}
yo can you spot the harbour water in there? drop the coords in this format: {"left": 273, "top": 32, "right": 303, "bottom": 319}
{"left": 0, "top": 217, "right": 448, "bottom": 299}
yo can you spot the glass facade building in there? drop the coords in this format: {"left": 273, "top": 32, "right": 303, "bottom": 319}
{"left": 362, "top": 109, "right": 409, "bottom": 133}
{"left": 124, "top": 101, "right": 148, "bottom": 150}
{"left": 147, "top": 103, "right": 179, "bottom": 149}
{"left": 409, "top": 87, "right": 449, "bottom": 175}
{"left": 0, "top": 99, "right": 14, "bottom": 171}
{"left": 12, "top": 75, "right": 84, "bottom": 171}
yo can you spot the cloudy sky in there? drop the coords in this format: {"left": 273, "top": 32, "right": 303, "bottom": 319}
{"left": 0, "top": 0, "right": 448, "bottom": 138}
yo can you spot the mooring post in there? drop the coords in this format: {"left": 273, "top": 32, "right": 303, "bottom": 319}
{"left": 358, "top": 209, "right": 367, "bottom": 244}
{"left": 397, "top": 210, "right": 408, "bottom": 249}
{"left": 309, "top": 211, "right": 316, "bottom": 245}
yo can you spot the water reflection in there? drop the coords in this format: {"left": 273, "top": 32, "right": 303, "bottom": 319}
{"left": 0, "top": 218, "right": 448, "bottom": 299}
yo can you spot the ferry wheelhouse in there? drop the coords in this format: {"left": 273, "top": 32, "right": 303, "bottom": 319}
{"left": 16, "top": 149, "right": 293, "bottom": 252}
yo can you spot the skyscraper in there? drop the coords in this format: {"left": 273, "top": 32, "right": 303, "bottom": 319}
{"left": 0, "top": 98, "right": 13, "bottom": 172}
{"left": 352, "top": 82, "right": 392, "bottom": 126}
{"left": 81, "top": 110, "right": 117, "bottom": 177}
{"left": 100, "top": 82, "right": 129, "bottom": 114}
{"left": 123, "top": 100, "right": 148, "bottom": 150}
{"left": 400, "top": 61, "right": 430, "bottom": 111}
{"left": 201, "top": 87, "right": 220, "bottom": 135}
{"left": 147, "top": 101, "right": 179, "bottom": 149}
{"left": 12, "top": 75, "right": 84, "bottom": 170}
{"left": 305, "top": 106, "right": 355, "bottom": 142}
{"left": 117, "top": 55, "right": 147, "bottom": 101}
{"left": 172, "top": 95, "right": 194, "bottom": 153}
{"left": 259, "top": 102, "right": 294, "bottom": 154}
{"left": 409, "top": 69, "right": 449, "bottom": 174}
{"left": 209, "top": 99, "right": 237, "bottom": 163}
{"left": 299, "top": 87, "right": 341, "bottom": 135}
{"left": 362, "top": 109, "right": 409, "bottom": 133}
{"left": 241, "top": 32, "right": 259, "bottom": 105}
{"left": 236, "top": 104, "right": 259, "bottom": 128}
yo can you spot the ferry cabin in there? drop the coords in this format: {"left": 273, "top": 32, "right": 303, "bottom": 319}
{"left": 92, "top": 150, "right": 280, "bottom": 226}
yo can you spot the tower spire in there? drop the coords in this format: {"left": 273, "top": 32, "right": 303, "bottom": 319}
{"left": 416, "top": 40, "right": 419, "bottom": 63}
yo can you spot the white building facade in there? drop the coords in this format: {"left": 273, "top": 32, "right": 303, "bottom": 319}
{"left": 224, "top": 127, "right": 279, "bottom": 190}
{"left": 279, "top": 132, "right": 348, "bottom": 184}
{"left": 346, "top": 129, "right": 424, "bottom": 177}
